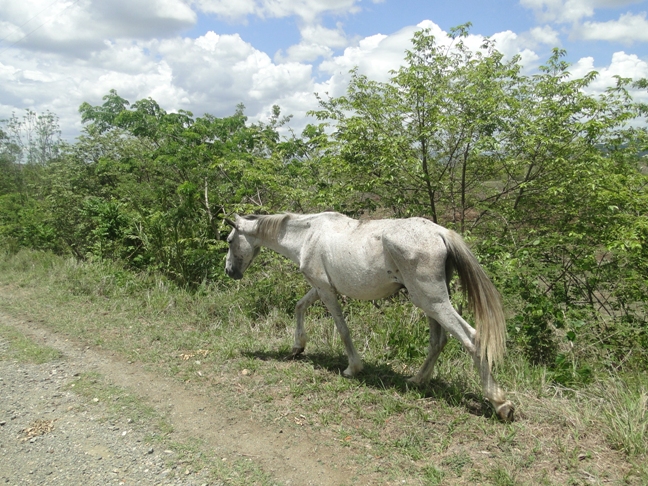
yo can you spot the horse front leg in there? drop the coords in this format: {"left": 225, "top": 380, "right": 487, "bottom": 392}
{"left": 289, "top": 287, "right": 320, "bottom": 358}
{"left": 317, "top": 288, "right": 363, "bottom": 377}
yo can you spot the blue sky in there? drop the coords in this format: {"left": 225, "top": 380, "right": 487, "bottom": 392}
{"left": 181, "top": 0, "right": 647, "bottom": 63}
{"left": 188, "top": 0, "right": 533, "bottom": 57}
{"left": 1, "top": 0, "right": 647, "bottom": 140}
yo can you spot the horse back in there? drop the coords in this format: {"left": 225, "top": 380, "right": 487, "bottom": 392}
{"left": 299, "top": 214, "right": 402, "bottom": 299}
{"left": 299, "top": 214, "right": 447, "bottom": 300}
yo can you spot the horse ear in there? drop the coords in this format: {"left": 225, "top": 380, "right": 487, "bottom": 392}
{"left": 224, "top": 218, "right": 237, "bottom": 229}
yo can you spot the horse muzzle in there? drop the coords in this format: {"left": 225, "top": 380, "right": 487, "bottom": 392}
{"left": 225, "top": 266, "right": 244, "bottom": 280}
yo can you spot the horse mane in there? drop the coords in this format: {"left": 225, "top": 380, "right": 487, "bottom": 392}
{"left": 244, "top": 214, "right": 291, "bottom": 240}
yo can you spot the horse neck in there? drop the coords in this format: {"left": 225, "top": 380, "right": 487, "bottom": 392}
{"left": 258, "top": 216, "right": 310, "bottom": 265}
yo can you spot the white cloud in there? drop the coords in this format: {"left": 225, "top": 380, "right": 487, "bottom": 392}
{"left": 150, "top": 32, "right": 315, "bottom": 115}
{"left": 1, "top": 4, "right": 646, "bottom": 146}
{"left": 0, "top": 61, "right": 20, "bottom": 82}
{"left": 275, "top": 23, "right": 348, "bottom": 62}
{"left": 572, "top": 12, "right": 648, "bottom": 44}
{"left": 527, "top": 25, "right": 562, "bottom": 47}
{"left": 0, "top": 17, "right": 558, "bottom": 141}
{"left": 317, "top": 32, "right": 395, "bottom": 97}
{"left": 193, "top": 0, "right": 360, "bottom": 23}
{"left": 192, "top": 0, "right": 257, "bottom": 20}
{"left": 520, "top": 0, "right": 594, "bottom": 23}
{"left": 569, "top": 51, "right": 648, "bottom": 109}
{"left": 261, "top": 0, "right": 360, "bottom": 24}
{"left": 276, "top": 43, "right": 333, "bottom": 63}
{"left": 572, "top": 51, "right": 648, "bottom": 84}
{"left": 0, "top": 0, "right": 196, "bottom": 55}
{"left": 489, "top": 30, "right": 540, "bottom": 67}
{"left": 519, "top": 0, "right": 643, "bottom": 23}
{"left": 193, "top": 0, "right": 361, "bottom": 66}
{"left": 486, "top": 25, "right": 561, "bottom": 70}
{"left": 300, "top": 23, "right": 348, "bottom": 48}
{"left": 315, "top": 21, "right": 469, "bottom": 102}
{"left": 0, "top": 29, "right": 318, "bottom": 139}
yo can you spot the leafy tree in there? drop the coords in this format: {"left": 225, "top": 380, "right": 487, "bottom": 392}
{"left": 311, "top": 25, "right": 523, "bottom": 225}
{"left": 3, "top": 109, "right": 62, "bottom": 165}
{"left": 312, "top": 26, "right": 648, "bottom": 369}
{"left": 73, "top": 91, "right": 311, "bottom": 285}
{"left": 0, "top": 111, "right": 63, "bottom": 252}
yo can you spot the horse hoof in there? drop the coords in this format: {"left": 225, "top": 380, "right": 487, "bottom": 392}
{"left": 342, "top": 364, "right": 363, "bottom": 377}
{"left": 494, "top": 401, "right": 515, "bottom": 422}
{"left": 285, "top": 347, "right": 304, "bottom": 360}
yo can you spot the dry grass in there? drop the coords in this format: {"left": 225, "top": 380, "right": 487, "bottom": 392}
{"left": 0, "top": 250, "right": 646, "bottom": 485}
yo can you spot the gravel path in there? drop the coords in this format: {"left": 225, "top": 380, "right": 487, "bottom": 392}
{"left": 0, "top": 352, "right": 211, "bottom": 485}
{"left": 0, "top": 313, "right": 356, "bottom": 486}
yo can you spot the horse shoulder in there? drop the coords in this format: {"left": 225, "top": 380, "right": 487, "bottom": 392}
{"left": 296, "top": 229, "right": 327, "bottom": 277}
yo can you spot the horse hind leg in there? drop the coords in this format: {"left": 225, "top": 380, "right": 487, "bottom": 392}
{"left": 289, "top": 288, "right": 319, "bottom": 358}
{"left": 473, "top": 353, "right": 515, "bottom": 422}
{"left": 438, "top": 304, "right": 514, "bottom": 422}
{"left": 384, "top": 235, "right": 513, "bottom": 420}
{"left": 409, "top": 316, "right": 447, "bottom": 384}
{"left": 417, "top": 300, "right": 514, "bottom": 422}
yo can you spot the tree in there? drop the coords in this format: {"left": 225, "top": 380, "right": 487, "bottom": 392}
{"left": 311, "top": 25, "right": 523, "bottom": 227}
{"left": 73, "top": 92, "right": 308, "bottom": 285}
{"left": 0, "top": 112, "right": 62, "bottom": 252}
{"left": 3, "top": 109, "right": 62, "bottom": 165}
{"left": 312, "top": 27, "right": 648, "bottom": 369}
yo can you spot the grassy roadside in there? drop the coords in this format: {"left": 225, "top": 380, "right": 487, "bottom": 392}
{"left": 0, "top": 249, "right": 646, "bottom": 484}
{"left": 66, "top": 371, "right": 276, "bottom": 485}
{"left": 0, "top": 311, "right": 276, "bottom": 485}
{"left": 0, "top": 322, "right": 63, "bottom": 364}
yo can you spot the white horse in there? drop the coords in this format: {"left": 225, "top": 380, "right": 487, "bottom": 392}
{"left": 224, "top": 212, "right": 514, "bottom": 421}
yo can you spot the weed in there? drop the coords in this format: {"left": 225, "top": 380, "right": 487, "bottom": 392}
{"left": 422, "top": 464, "right": 444, "bottom": 485}
{"left": 0, "top": 323, "right": 63, "bottom": 363}
{"left": 487, "top": 465, "right": 517, "bottom": 486}
{"left": 393, "top": 430, "right": 426, "bottom": 460}
{"left": 441, "top": 453, "right": 472, "bottom": 476}
{"left": 0, "top": 250, "right": 647, "bottom": 485}
{"left": 596, "top": 379, "right": 648, "bottom": 456}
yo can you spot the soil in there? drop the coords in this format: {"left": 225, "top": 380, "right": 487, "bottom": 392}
{"left": 0, "top": 312, "right": 359, "bottom": 485}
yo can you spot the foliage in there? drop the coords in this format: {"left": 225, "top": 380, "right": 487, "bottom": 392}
{"left": 1, "top": 93, "right": 334, "bottom": 286}
{"left": 2, "top": 109, "right": 62, "bottom": 165}
{"left": 312, "top": 26, "right": 648, "bottom": 370}
{"left": 0, "top": 26, "right": 647, "bottom": 373}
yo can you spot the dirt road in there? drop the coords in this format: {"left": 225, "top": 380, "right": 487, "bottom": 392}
{"left": 0, "top": 313, "right": 359, "bottom": 485}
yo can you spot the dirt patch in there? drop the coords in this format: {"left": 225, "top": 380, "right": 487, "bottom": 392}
{"left": 0, "top": 312, "right": 362, "bottom": 485}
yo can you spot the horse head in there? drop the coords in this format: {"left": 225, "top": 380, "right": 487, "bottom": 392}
{"left": 224, "top": 215, "right": 261, "bottom": 280}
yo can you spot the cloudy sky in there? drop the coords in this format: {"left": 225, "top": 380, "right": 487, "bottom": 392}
{"left": 1, "top": 0, "right": 648, "bottom": 140}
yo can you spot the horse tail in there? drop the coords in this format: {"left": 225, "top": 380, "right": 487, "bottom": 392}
{"left": 442, "top": 230, "right": 506, "bottom": 367}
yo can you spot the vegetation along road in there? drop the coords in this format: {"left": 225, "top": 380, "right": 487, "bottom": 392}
{"left": 0, "top": 253, "right": 646, "bottom": 485}
{"left": 0, "top": 308, "right": 362, "bottom": 485}
{"left": 1, "top": 26, "right": 647, "bottom": 485}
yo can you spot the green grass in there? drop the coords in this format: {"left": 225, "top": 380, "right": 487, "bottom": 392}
{"left": 595, "top": 379, "right": 648, "bottom": 457}
{"left": 1, "top": 249, "right": 647, "bottom": 484}
{"left": 0, "top": 322, "right": 63, "bottom": 363}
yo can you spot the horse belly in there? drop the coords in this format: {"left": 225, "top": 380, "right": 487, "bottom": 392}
{"left": 340, "top": 280, "right": 402, "bottom": 300}
{"left": 326, "top": 249, "right": 402, "bottom": 300}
